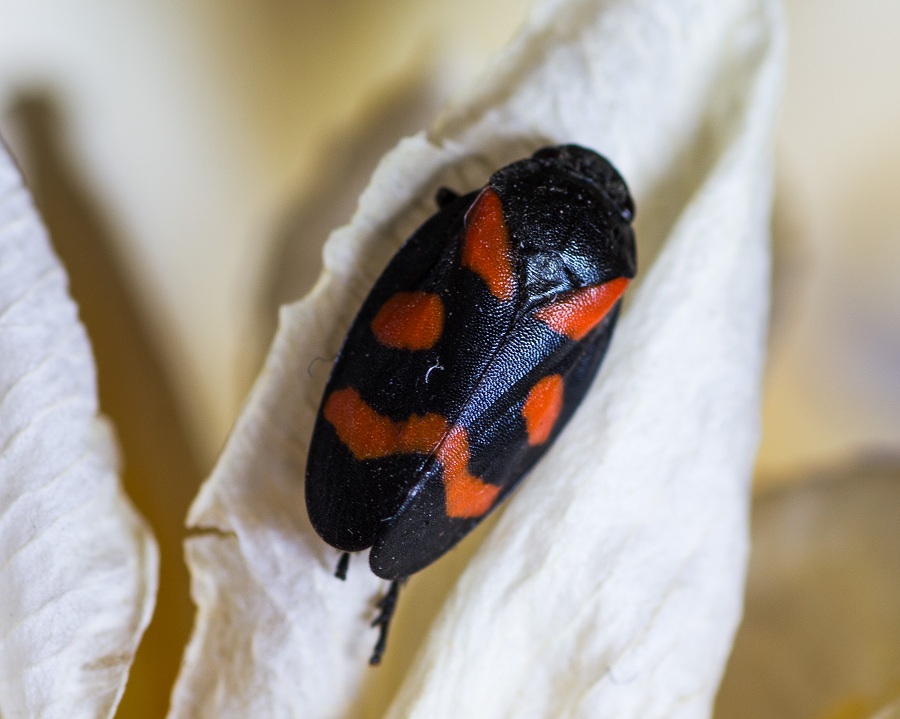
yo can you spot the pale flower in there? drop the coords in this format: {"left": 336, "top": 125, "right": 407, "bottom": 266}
{"left": 0, "top": 146, "right": 157, "bottom": 718}
{"left": 1, "top": 0, "right": 897, "bottom": 717}
{"left": 173, "top": 0, "right": 784, "bottom": 716}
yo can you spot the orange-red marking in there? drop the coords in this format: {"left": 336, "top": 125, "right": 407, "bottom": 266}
{"left": 522, "top": 374, "right": 565, "bottom": 445}
{"left": 323, "top": 388, "right": 499, "bottom": 518}
{"left": 324, "top": 388, "right": 446, "bottom": 460}
{"left": 535, "top": 277, "right": 629, "bottom": 340}
{"left": 436, "top": 426, "right": 501, "bottom": 518}
{"left": 461, "top": 187, "right": 515, "bottom": 301}
{"left": 371, "top": 291, "right": 444, "bottom": 350}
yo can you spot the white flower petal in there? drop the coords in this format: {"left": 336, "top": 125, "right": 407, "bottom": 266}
{"left": 388, "top": 0, "right": 782, "bottom": 716}
{"left": 174, "top": 0, "right": 782, "bottom": 715}
{"left": 0, "top": 143, "right": 158, "bottom": 719}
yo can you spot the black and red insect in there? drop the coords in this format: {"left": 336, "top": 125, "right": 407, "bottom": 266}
{"left": 305, "top": 144, "right": 637, "bottom": 664}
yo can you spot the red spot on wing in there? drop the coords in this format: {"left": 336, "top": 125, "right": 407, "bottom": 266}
{"left": 436, "top": 426, "right": 501, "bottom": 518}
{"left": 522, "top": 375, "right": 564, "bottom": 445}
{"left": 398, "top": 412, "right": 448, "bottom": 454}
{"left": 323, "top": 389, "right": 499, "bottom": 519}
{"left": 324, "top": 388, "right": 446, "bottom": 460}
{"left": 371, "top": 292, "right": 444, "bottom": 350}
{"left": 535, "top": 277, "right": 629, "bottom": 340}
{"left": 461, "top": 187, "right": 515, "bottom": 301}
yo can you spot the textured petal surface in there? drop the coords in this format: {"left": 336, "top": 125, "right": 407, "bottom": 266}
{"left": 173, "top": 0, "right": 783, "bottom": 716}
{"left": 0, "top": 143, "right": 158, "bottom": 719}
{"left": 388, "top": 1, "right": 782, "bottom": 716}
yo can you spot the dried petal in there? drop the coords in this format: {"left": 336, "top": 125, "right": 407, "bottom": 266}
{"left": 717, "top": 461, "right": 900, "bottom": 719}
{"left": 0, "top": 143, "right": 158, "bottom": 719}
{"left": 173, "top": 0, "right": 783, "bottom": 716}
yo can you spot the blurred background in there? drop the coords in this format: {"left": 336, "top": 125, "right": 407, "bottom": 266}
{"left": 0, "top": 0, "right": 897, "bottom": 717}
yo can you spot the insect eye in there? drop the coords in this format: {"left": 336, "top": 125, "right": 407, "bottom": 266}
{"left": 607, "top": 182, "right": 634, "bottom": 221}
{"left": 532, "top": 146, "right": 565, "bottom": 162}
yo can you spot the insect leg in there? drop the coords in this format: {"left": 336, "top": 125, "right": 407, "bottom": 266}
{"left": 369, "top": 579, "right": 403, "bottom": 665}
{"left": 434, "top": 186, "right": 459, "bottom": 208}
{"left": 334, "top": 552, "right": 351, "bottom": 580}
